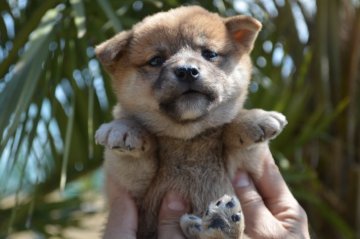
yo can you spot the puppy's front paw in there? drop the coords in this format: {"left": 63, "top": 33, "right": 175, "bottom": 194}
{"left": 181, "top": 195, "right": 245, "bottom": 239}
{"left": 234, "top": 109, "right": 287, "bottom": 147}
{"left": 95, "top": 119, "right": 154, "bottom": 155}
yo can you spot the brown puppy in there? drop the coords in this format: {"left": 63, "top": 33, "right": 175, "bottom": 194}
{"left": 95, "top": 6, "right": 287, "bottom": 239}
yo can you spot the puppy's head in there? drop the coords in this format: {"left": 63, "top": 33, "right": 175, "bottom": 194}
{"left": 96, "top": 6, "right": 261, "bottom": 139}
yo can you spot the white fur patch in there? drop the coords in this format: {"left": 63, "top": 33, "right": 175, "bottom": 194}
{"left": 181, "top": 108, "right": 203, "bottom": 120}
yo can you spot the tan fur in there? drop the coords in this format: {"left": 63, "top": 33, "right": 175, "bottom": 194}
{"left": 95, "top": 6, "right": 286, "bottom": 239}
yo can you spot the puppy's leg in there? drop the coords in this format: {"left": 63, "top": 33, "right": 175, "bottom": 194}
{"left": 225, "top": 109, "right": 287, "bottom": 148}
{"left": 224, "top": 109, "right": 287, "bottom": 178}
{"left": 96, "top": 119, "right": 155, "bottom": 157}
{"left": 96, "top": 119, "right": 157, "bottom": 199}
{"left": 181, "top": 195, "right": 249, "bottom": 239}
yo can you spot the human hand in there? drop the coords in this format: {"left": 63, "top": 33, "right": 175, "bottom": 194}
{"left": 103, "top": 175, "right": 189, "bottom": 239}
{"left": 233, "top": 146, "right": 310, "bottom": 239}
{"left": 103, "top": 146, "right": 310, "bottom": 239}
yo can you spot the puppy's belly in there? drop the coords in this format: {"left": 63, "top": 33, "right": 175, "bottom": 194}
{"left": 139, "top": 163, "right": 234, "bottom": 239}
{"left": 138, "top": 130, "right": 234, "bottom": 238}
{"left": 148, "top": 160, "right": 234, "bottom": 212}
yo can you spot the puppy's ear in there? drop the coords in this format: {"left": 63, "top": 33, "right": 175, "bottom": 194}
{"left": 225, "top": 16, "right": 262, "bottom": 52}
{"left": 95, "top": 31, "right": 132, "bottom": 72}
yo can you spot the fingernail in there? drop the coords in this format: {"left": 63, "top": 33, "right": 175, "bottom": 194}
{"left": 166, "top": 192, "right": 185, "bottom": 211}
{"left": 234, "top": 171, "right": 250, "bottom": 188}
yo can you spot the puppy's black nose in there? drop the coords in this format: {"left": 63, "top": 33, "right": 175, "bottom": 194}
{"left": 174, "top": 66, "right": 200, "bottom": 82}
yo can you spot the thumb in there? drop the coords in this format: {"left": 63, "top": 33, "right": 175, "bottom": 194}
{"left": 158, "top": 191, "right": 189, "bottom": 239}
{"left": 232, "top": 170, "right": 276, "bottom": 232}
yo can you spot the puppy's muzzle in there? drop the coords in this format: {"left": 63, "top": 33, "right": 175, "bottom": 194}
{"left": 174, "top": 65, "right": 200, "bottom": 83}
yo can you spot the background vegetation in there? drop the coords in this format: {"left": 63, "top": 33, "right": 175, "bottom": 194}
{"left": 0, "top": 0, "right": 359, "bottom": 238}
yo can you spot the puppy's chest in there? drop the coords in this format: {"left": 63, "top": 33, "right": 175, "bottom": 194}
{"left": 157, "top": 128, "right": 226, "bottom": 177}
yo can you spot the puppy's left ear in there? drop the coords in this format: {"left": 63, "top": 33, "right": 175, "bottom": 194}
{"left": 225, "top": 16, "right": 262, "bottom": 52}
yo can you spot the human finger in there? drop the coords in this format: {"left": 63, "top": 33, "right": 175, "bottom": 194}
{"left": 252, "top": 146, "right": 298, "bottom": 209}
{"left": 103, "top": 176, "right": 138, "bottom": 239}
{"left": 158, "top": 191, "right": 190, "bottom": 239}
{"left": 233, "top": 170, "right": 284, "bottom": 237}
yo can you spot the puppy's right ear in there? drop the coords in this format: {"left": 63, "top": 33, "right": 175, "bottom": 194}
{"left": 225, "top": 16, "right": 262, "bottom": 52}
{"left": 95, "top": 31, "right": 132, "bottom": 72}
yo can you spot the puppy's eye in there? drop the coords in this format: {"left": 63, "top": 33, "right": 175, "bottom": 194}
{"left": 202, "top": 49, "right": 218, "bottom": 61}
{"left": 148, "top": 56, "right": 165, "bottom": 67}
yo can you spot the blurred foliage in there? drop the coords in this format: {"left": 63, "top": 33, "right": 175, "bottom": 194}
{"left": 0, "top": 0, "right": 359, "bottom": 238}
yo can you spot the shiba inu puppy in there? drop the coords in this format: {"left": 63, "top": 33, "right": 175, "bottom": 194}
{"left": 95, "top": 6, "right": 287, "bottom": 239}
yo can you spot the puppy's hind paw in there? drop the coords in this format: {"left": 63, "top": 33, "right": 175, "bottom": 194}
{"left": 180, "top": 195, "right": 245, "bottom": 239}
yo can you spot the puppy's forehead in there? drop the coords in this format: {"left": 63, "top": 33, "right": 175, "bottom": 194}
{"left": 130, "top": 7, "right": 229, "bottom": 57}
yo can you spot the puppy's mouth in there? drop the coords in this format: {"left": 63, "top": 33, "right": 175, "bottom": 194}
{"left": 181, "top": 89, "right": 205, "bottom": 98}
{"left": 159, "top": 87, "right": 218, "bottom": 122}
{"left": 179, "top": 88, "right": 216, "bottom": 102}
{"left": 182, "top": 90, "right": 199, "bottom": 95}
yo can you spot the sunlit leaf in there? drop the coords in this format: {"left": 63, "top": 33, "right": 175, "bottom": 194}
{"left": 0, "top": 8, "right": 59, "bottom": 147}
{"left": 70, "top": 0, "right": 87, "bottom": 38}
{"left": 96, "top": 0, "right": 123, "bottom": 32}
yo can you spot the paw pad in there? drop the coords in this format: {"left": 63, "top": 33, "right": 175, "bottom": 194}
{"left": 208, "top": 217, "right": 227, "bottom": 230}
{"left": 180, "top": 195, "right": 245, "bottom": 238}
{"left": 225, "top": 199, "right": 235, "bottom": 208}
{"left": 231, "top": 213, "right": 241, "bottom": 222}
